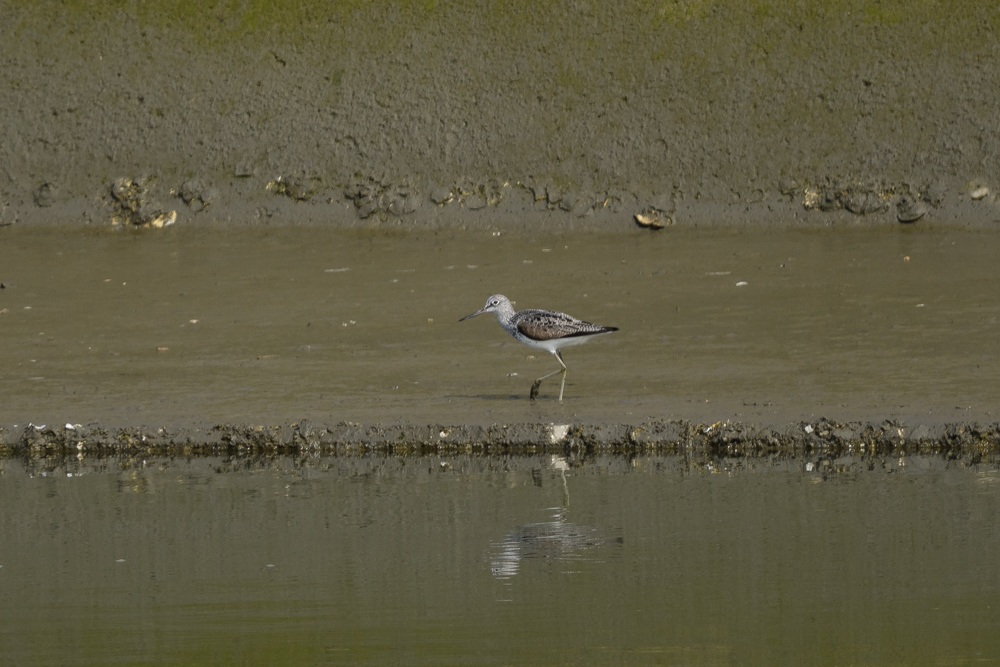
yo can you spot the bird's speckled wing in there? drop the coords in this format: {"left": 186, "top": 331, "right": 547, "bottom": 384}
{"left": 515, "top": 309, "right": 617, "bottom": 341}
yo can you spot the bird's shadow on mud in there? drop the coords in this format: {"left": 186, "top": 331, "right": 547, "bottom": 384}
{"left": 448, "top": 393, "right": 573, "bottom": 402}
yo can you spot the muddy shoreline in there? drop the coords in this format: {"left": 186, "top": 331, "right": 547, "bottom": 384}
{"left": 3, "top": 2, "right": 1000, "bottom": 230}
{"left": 4, "top": 4, "right": 999, "bottom": 453}
{"left": 3, "top": 223, "right": 999, "bottom": 456}
{"left": 4, "top": 419, "right": 999, "bottom": 459}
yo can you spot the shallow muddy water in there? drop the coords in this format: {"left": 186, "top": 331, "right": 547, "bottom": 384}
{"left": 1, "top": 453, "right": 998, "bottom": 664}
{"left": 1, "top": 224, "right": 998, "bottom": 429}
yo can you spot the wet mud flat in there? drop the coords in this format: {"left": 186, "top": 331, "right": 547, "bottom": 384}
{"left": 2, "top": 224, "right": 998, "bottom": 454}
{"left": 4, "top": 2, "right": 999, "bottom": 451}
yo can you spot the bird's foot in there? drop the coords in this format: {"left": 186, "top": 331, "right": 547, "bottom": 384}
{"left": 529, "top": 381, "right": 542, "bottom": 400}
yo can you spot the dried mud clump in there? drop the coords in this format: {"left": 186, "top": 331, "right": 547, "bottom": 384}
{"left": 634, "top": 207, "right": 671, "bottom": 229}
{"left": 345, "top": 175, "right": 422, "bottom": 220}
{"left": 267, "top": 174, "right": 321, "bottom": 202}
{"left": 454, "top": 179, "right": 505, "bottom": 211}
{"left": 34, "top": 182, "right": 57, "bottom": 208}
{"left": 109, "top": 176, "right": 177, "bottom": 228}
{"left": 178, "top": 177, "right": 218, "bottom": 212}
{"left": 523, "top": 179, "right": 599, "bottom": 217}
{"left": 0, "top": 202, "right": 16, "bottom": 226}
{"left": 800, "top": 180, "right": 892, "bottom": 215}
{"left": 793, "top": 179, "right": 950, "bottom": 223}
{"left": 428, "top": 179, "right": 509, "bottom": 212}
{"left": 895, "top": 194, "right": 928, "bottom": 223}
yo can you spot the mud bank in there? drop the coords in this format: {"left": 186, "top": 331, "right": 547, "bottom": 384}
{"left": 3, "top": 1, "right": 1000, "bottom": 230}
{"left": 4, "top": 418, "right": 999, "bottom": 459}
{"left": 3, "top": 226, "right": 998, "bottom": 450}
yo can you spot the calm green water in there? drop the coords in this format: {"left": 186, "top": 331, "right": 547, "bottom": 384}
{"left": 1, "top": 454, "right": 998, "bottom": 665}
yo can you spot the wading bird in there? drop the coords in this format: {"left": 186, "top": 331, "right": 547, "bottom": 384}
{"left": 460, "top": 294, "right": 617, "bottom": 401}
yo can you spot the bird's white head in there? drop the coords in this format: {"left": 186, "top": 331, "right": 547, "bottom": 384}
{"left": 459, "top": 294, "right": 514, "bottom": 321}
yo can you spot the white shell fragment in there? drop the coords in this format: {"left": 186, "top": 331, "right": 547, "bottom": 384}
{"left": 548, "top": 424, "right": 570, "bottom": 443}
{"left": 634, "top": 208, "right": 670, "bottom": 229}
{"left": 150, "top": 210, "right": 177, "bottom": 228}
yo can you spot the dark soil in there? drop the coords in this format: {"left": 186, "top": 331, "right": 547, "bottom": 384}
{"left": 4, "top": 419, "right": 999, "bottom": 458}
{"left": 3, "top": 1, "right": 999, "bottom": 230}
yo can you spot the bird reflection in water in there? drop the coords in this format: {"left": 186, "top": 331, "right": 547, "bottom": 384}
{"left": 490, "top": 455, "right": 621, "bottom": 580}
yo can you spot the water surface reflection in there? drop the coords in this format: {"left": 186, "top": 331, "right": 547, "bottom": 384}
{"left": 1, "top": 453, "right": 998, "bottom": 665}
{"left": 490, "top": 456, "right": 621, "bottom": 580}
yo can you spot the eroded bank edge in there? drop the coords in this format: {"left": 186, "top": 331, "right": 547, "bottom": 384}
{"left": 3, "top": 418, "right": 999, "bottom": 458}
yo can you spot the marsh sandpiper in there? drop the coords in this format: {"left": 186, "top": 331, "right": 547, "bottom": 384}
{"left": 460, "top": 294, "right": 617, "bottom": 401}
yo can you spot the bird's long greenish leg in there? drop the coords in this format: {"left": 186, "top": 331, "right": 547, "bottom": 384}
{"left": 530, "top": 368, "right": 564, "bottom": 400}
{"left": 531, "top": 350, "right": 569, "bottom": 400}
{"left": 555, "top": 350, "right": 568, "bottom": 401}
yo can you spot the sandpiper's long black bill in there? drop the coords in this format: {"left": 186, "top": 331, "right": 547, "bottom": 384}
{"left": 459, "top": 308, "right": 486, "bottom": 322}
